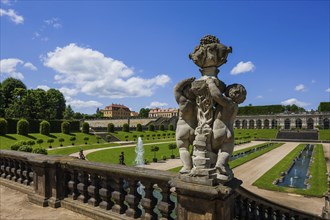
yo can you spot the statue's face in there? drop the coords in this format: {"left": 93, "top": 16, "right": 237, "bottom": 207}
{"left": 228, "top": 86, "right": 246, "bottom": 104}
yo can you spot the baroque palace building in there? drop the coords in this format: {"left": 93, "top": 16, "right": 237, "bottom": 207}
{"left": 148, "top": 108, "right": 179, "bottom": 118}
{"left": 100, "top": 104, "right": 131, "bottom": 118}
{"left": 235, "top": 112, "right": 330, "bottom": 129}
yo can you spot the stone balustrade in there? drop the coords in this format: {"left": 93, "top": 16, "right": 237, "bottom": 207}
{"left": 0, "top": 150, "right": 323, "bottom": 219}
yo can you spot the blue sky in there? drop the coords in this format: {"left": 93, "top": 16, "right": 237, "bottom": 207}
{"left": 1, "top": 0, "right": 329, "bottom": 114}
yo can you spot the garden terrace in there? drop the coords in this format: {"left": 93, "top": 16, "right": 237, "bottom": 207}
{"left": 0, "top": 150, "right": 323, "bottom": 219}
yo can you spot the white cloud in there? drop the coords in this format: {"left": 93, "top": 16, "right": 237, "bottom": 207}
{"left": 0, "top": 9, "right": 24, "bottom": 24}
{"left": 0, "top": 58, "right": 24, "bottom": 79}
{"left": 65, "top": 96, "right": 102, "bottom": 109}
{"left": 24, "top": 62, "right": 37, "bottom": 71}
{"left": 44, "top": 17, "right": 62, "bottom": 29}
{"left": 326, "top": 88, "right": 330, "bottom": 92}
{"left": 42, "top": 43, "right": 171, "bottom": 98}
{"left": 281, "top": 98, "right": 310, "bottom": 107}
{"left": 37, "top": 85, "right": 50, "bottom": 91}
{"left": 256, "top": 95, "right": 263, "bottom": 99}
{"left": 294, "top": 84, "right": 305, "bottom": 92}
{"left": 230, "top": 61, "right": 255, "bottom": 75}
{"left": 59, "top": 87, "right": 79, "bottom": 97}
{"left": 0, "top": 58, "right": 37, "bottom": 80}
{"left": 147, "top": 101, "right": 168, "bottom": 108}
{"left": 1, "top": 0, "right": 11, "bottom": 5}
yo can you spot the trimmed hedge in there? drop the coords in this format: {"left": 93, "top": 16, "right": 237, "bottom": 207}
{"left": 0, "top": 118, "right": 8, "bottom": 135}
{"left": 17, "top": 119, "right": 29, "bottom": 135}
{"left": 61, "top": 121, "right": 70, "bottom": 134}
{"left": 5, "top": 119, "right": 80, "bottom": 134}
{"left": 82, "top": 122, "right": 89, "bottom": 134}
{"left": 32, "top": 147, "right": 48, "bottom": 155}
{"left": 107, "top": 123, "right": 115, "bottom": 133}
{"left": 40, "top": 120, "right": 50, "bottom": 135}
{"left": 122, "top": 123, "right": 129, "bottom": 132}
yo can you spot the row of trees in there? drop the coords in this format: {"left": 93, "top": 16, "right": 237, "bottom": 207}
{"left": 119, "top": 123, "right": 174, "bottom": 132}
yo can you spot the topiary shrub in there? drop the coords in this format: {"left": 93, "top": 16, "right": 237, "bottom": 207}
{"left": 84, "top": 136, "right": 89, "bottom": 144}
{"left": 168, "top": 124, "right": 174, "bottom": 131}
{"left": 18, "top": 145, "right": 33, "bottom": 152}
{"left": 47, "top": 138, "right": 54, "bottom": 148}
{"left": 36, "top": 138, "right": 44, "bottom": 147}
{"left": 0, "top": 118, "right": 8, "bottom": 135}
{"left": 122, "top": 123, "right": 129, "bottom": 132}
{"left": 61, "top": 121, "right": 70, "bottom": 134}
{"left": 26, "top": 140, "right": 36, "bottom": 146}
{"left": 17, "top": 119, "right": 29, "bottom": 135}
{"left": 40, "top": 120, "right": 50, "bottom": 135}
{"left": 32, "top": 147, "right": 48, "bottom": 155}
{"left": 82, "top": 122, "right": 89, "bottom": 134}
{"left": 10, "top": 141, "right": 27, "bottom": 151}
{"left": 159, "top": 124, "right": 165, "bottom": 131}
{"left": 136, "top": 124, "right": 142, "bottom": 132}
{"left": 149, "top": 124, "right": 155, "bottom": 132}
{"left": 59, "top": 138, "right": 65, "bottom": 146}
{"left": 107, "top": 123, "right": 115, "bottom": 133}
{"left": 162, "top": 155, "right": 167, "bottom": 160}
{"left": 70, "top": 136, "right": 76, "bottom": 145}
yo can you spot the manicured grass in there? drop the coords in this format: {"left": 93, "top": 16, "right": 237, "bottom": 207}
{"left": 86, "top": 142, "right": 177, "bottom": 166}
{"left": 168, "top": 142, "right": 283, "bottom": 172}
{"left": 110, "top": 130, "right": 176, "bottom": 142}
{"left": 319, "top": 129, "right": 330, "bottom": 140}
{"left": 234, "top": 129, "right": 279, "bottom": 140}
{"left": 253, "top": 144, "right": 327, "bottom": 197}
{"left": 0, "top": 132, "right": 105, "bottom": 150}
{"left": 229, "top": 143, "right": 283, "bottom": 169}
{"left": 48, "top": 143, "right": 120, "bottom": 155}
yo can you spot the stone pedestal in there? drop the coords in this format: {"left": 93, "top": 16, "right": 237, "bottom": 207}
{"left": 171, "top": 177, "right": 242, "bottom": 220}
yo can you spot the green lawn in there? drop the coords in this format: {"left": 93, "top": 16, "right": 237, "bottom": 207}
{"left": 319, "top": 129, "right": 330, "bottom": 140}
{"left": 168, "top": 142, "right": 283, "bottom": 172}
{"left": 110, "top": 130, "right": 176, "bottom": 142}
{"left": 48, "top": 143, "right": 120, "bottom": 155}
{"left": 0, "top": 132, "right": 105, "bottom": 150}
{"left": 86, "top": 141, "right": 177, "bottom": 166}
{"left": 253, "top": 144, "right": 327, "bottom": 197}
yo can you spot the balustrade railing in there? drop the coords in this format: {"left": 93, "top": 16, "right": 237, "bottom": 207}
{"left": 0, "top": 150, "right": 324, "bottom": 219}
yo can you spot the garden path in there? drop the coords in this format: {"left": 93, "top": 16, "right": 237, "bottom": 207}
{"left": 233, "top": 142, "right": 329, "bottom": 216}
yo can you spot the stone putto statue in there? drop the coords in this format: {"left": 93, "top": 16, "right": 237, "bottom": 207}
{"left": 174, "top": 35, "right": 247, "bottom": 186}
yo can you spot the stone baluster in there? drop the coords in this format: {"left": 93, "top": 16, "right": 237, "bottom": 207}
{"left": 234, "top": 196, "right": 242, "bottom": 219}
{"left": 87, "top": 173, "right": 101, "bottom": 206}
{"left": 125, "top": 179, "right": 142, "bottom": 218}
{"left": 1, "top": 158, "right": 8, "bottom": 178}
{"left": 5, "top": 158, "right": 12, "bottom": 180}
{"left": 67, "top": 170, "right": 79, "bottom": 200}
{"left": 99, "top": 176, "right": 114, "bottom": 210}
{"left": 264, "top": 207, "right": 272, "bottom": 220}
{"left": 157, "top": 183, "right": 175, "bottom": 220}
{"left": 247, "top": 200, "right": 257, "bottom": 220}
{"left": 16, "top": 160, "right": 24, "bottom": 183}
{"left": 272, "top": 210, "right": 281, "bottom": 220}
{"left": 255, "top": 203, "right": 264, "bottom": 220}
{"left": 111, "top": 178, "right": 127, "bottom": 214}
{"left": 22, "top": 163, "right": 31, "bottom": 185}
{"left": 141, "top": 182, "right": 158, "bottom": 220}
{"left": 77, "top": 171, "right": 90, "bottom": 203}
{"left": 11, "top": 160, "right": 19, "bottom": 182}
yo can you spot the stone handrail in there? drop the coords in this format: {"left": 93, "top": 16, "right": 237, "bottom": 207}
{"left": 0, "top": 150, "right": 324, "bottom": 219}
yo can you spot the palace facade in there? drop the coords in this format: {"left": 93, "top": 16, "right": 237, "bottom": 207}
{"left": 148, "top": 108, "right": 179, "bottom": 118}
{"left": 100, "top": 104, "right": 131, "bottom": 118}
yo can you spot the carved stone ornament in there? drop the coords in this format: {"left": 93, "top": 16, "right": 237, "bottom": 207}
{"left": 174, "top": 35, "right": 247, "bottom": 186}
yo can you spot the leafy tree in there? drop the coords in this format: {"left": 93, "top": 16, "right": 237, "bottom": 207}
{"left": 70, "top": 136, "right": 76, "bottom": 145}
{"left": 82, "top": 122, "right": 90, "bottom": 134}
{"left": 40, "top": 120, "right": 50, "bottom": 135}
{"left": 1, "top": 77, "right": 26, "bottom": 109}
{"left": 17, "top": 119, "right": 29, "bottom": 135}
{"left": 64, "top": 105, "right": 74, "bottom": 119}
{"left": 0, "top": 118, "right": 8, "bottom": 135}
{"left": 95, "top": 107, "right": 103, "bottom": 118}
{"left": 139, "top": 108, "right": 150, "bottom": 118}
{"left": 0, "top": 83, "right": 5, "bottom": 117}
{"left": 318, "top": 102, "right": 330, "bottom": 112}
{"left": 148, "top": 124, "right": 155, "bottom": 131}
{"left": 122, "top": 123, "right": 129, "bottom": 132}
{"left": 46, "top": 89, "right": 66, "bottom": 119}
{"left": 47, "top": 138, "right": 54, "bottom": 148}
{"left": 107, "top": 123, "right": 115, "bottom": 132}
{"left": 61, "top": 121, "right": 70, "bottom": 134}
{"left": 168, "top": 143, "right": 177, "bottom": 158}
{"left": 18, "top": 145, "right": 33, "bottom": 152}
{"left": 159, "top": 124, "right": 165, "bottom": 131}
{"left": 10, "top": 141, "right": 27, "bottom": 151}
{"left": 36, "top": 138, "right": 44, "bottom": 147}
{"left": 151, "top": 146, "right": 159, "bottom": 162}
{"left": 136, "top": 123, "right": 142, "bottom": 131}
{"left": 73, "top": 112, "right": 84, "bottom": 119}
{"left": 59, "top": 138, "right": 65, "bottom": 146}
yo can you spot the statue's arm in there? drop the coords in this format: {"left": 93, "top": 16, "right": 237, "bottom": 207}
{"left": 174, "top": 77, "right": 195, "bottom": 104}
{"left": 207, "top": 78, "right": 230, "bottom": 106}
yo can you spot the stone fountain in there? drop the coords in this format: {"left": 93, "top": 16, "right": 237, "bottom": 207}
{"left": 174, "top": 35, "right": 247, "bottom": 186}
{"left": 135, "top": 137, "right": 145, "bottom": 167}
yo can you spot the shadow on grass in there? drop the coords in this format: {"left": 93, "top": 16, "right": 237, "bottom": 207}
{"left": 1, "top": 134, "right": 17, "bottom": 140}
{"left": 22, "top": 134, "right": 37, "bottom": 140}
{"left": 46, "top": 134, "right": 57, "bottom": 138}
